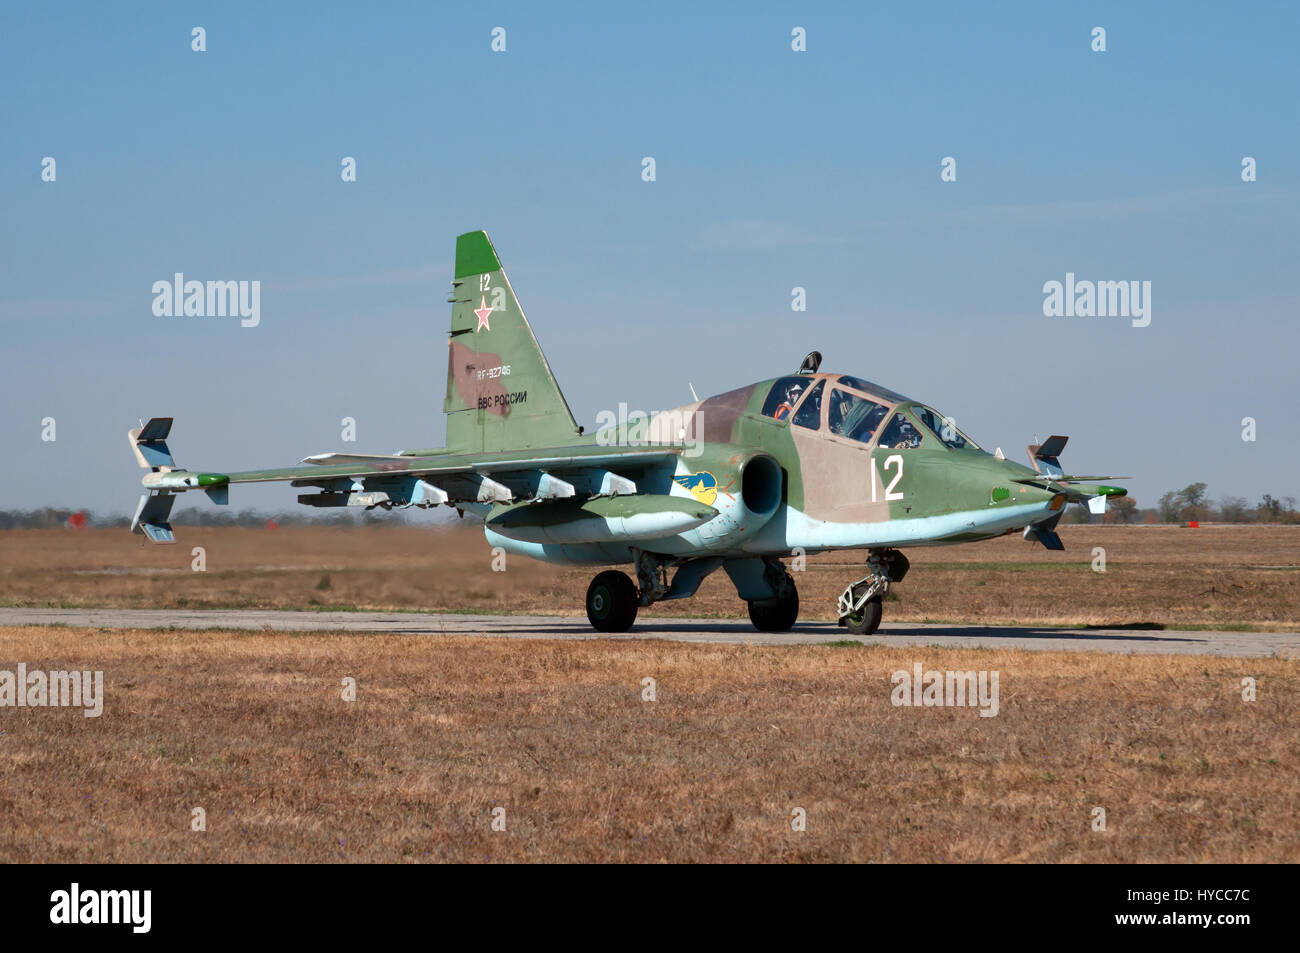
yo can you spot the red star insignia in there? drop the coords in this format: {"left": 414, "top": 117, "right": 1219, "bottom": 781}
{"left": 474, "top": 295, "right": 494, "bottom": 332}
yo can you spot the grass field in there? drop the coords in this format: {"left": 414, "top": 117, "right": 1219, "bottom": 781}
{"left": 1, "top": 625, "right": 1295, "bottom": 863}
{"left": 2, "top": 523, "right": 1297, "bottom": 630}
{"left": 2, "top": 523, "right": 1295, "bottom": 863}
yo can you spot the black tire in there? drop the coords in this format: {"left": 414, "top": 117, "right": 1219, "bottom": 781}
{"left": 586, "top": 570, "right": 639, "bottom": 632}
{"left": 843, "top": 595, "right": 883, "bottom": 636}
{"left": 747, "top": 583, "right": 799, "bottom": 633}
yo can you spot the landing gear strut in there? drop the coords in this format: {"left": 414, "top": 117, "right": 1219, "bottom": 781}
{"left": 837, "top": 549, "right": 908, "bottom": 636}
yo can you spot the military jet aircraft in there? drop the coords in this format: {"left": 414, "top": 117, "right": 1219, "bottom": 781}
{"left": 128, "top": 230, "right": 1127, "bottom": 634}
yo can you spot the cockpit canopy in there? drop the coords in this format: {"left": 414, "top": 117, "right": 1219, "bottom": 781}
{"left": 759, "top": 374, "right": 982, "bottom": 452}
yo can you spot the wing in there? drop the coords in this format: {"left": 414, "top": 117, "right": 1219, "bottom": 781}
{"left": 127, "top": 418, "right": 682, "bottom": 543}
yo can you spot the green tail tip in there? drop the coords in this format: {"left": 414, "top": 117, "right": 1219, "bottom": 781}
{"left": 454, "top": 230, "right": 501, "bottom": 279}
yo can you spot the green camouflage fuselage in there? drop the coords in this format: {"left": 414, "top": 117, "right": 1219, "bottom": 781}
{"left": 476, "top": 376, "right": 1075, "bottom": 566}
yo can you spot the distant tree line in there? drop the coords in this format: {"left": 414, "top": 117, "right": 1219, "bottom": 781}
{"left": 1062, "top": 484, "right": 1299, "bottom": 525}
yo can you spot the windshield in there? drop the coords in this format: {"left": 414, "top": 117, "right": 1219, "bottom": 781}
{"left": 836, "top": 375, "right": 910, "bottom": 404}
{"left": 879, "top": 412, "right": 923, "bottom": 449}
{"left": 792, "top": 380, "right": 824, "bottom": 429}
{"left": 827, "top": 388, "right": 890, "bottom": 444}
{"left": 910, "top": 405, "right": 982, "bottom": 451}
{"left": 761, "top": 377, "right": 812, "bottom": 421}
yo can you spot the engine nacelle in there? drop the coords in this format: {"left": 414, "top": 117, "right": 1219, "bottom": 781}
{"left": 688, "top": 452, "right": 783, "bottom": 547}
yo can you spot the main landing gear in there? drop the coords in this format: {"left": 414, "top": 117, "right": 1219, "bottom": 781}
{"left": 585, "top": 550, "right": 724, "bottom": 633}
{"left": 747, "top": 587, "right": 799, "bottom": 632}
{"left": 745, "top": 557, "right": 799, "bottom": 633}
{"left": 584, "top": 551, "right": 800, "bottom": 634}
{"left": 586, "top": 570, "right": 639, "bottom": 632}
{"left": 837, "top": 549, "right": 909, "bottom": 636}
{"left": 584, "top": 550, "right": 906, "bottom": 636}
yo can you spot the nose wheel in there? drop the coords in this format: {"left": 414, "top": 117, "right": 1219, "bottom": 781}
{"left": 837, "top": 549, "right": 907, "bottom": 637}
{"left": 841, "top": 591, "right": 883, "bottom": 635}
{"left": 586, "top": 570, "right": 639, "bottom": 632}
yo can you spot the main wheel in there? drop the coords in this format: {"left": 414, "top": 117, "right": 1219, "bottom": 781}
{"left": 747, "top": 582, "right": 799, "bottom": 633}
{"left": 586, "top": 570, "right": 639, "bottom": 632}
{"left": 843, "top": 595, "right": 883, "bottom": 636}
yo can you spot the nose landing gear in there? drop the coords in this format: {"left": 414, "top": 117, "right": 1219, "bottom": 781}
{"left": 837, "top": 549, "right": 908, "bottom": 636}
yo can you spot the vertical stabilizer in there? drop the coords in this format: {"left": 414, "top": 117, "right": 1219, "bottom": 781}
{"left": 443, "top": 231, "right": 580, "bottom": 453}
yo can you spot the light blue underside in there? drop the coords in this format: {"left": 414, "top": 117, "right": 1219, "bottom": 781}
{"left": 483, "top": 500, "right": 1056, "bottom": 566}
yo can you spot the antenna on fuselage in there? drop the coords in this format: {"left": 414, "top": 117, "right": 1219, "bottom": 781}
{"left": 798, "top": 350, "right": 822, "bottom": 374}
{"left": 688, "top": 382, "right": 699, "bottom": 402}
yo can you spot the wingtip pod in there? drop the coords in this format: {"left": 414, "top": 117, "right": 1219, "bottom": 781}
{"left": 130, "top": 492, "right": 176, "bottom": 543}
{"left": 129, "top": 417, "right": 175, "bottom": 470}
{"left": 1027, "top": 435, "right": 1067, "bottom": 479}
{"left": 128, "top": 417, "right": 178, "bottom": 542}
{"left": 128, "top": 417, "right": 231, "bottom": 542}
{"left": 1024, "top": 508, "right": 1066, "bottom": 550}
{"left": 1024, "top": 524, "right": 1066, "bottom": 550}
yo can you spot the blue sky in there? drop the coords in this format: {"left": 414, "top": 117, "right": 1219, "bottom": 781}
{"left": 2, "top": 1, "right": 1297, "bottom": 516}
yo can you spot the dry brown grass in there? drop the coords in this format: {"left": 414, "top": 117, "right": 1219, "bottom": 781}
{"left": 0, "top": 625, "right": 1294, "bottom": 863}
{"left": 2, "top": 523, "right": 1297, "bottom": 630}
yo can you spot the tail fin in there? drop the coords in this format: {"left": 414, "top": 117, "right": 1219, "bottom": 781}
{"left": 443, "top": 231, "right": 580, "bottom": 453}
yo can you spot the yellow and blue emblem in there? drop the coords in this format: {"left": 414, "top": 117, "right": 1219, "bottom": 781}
{"left": 674, "top": 471, "right": 718, "bottom": 506}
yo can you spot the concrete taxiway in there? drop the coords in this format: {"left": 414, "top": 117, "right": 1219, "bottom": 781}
{"left": 0, "top": 608, "right": 1295, "bottom": 657}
